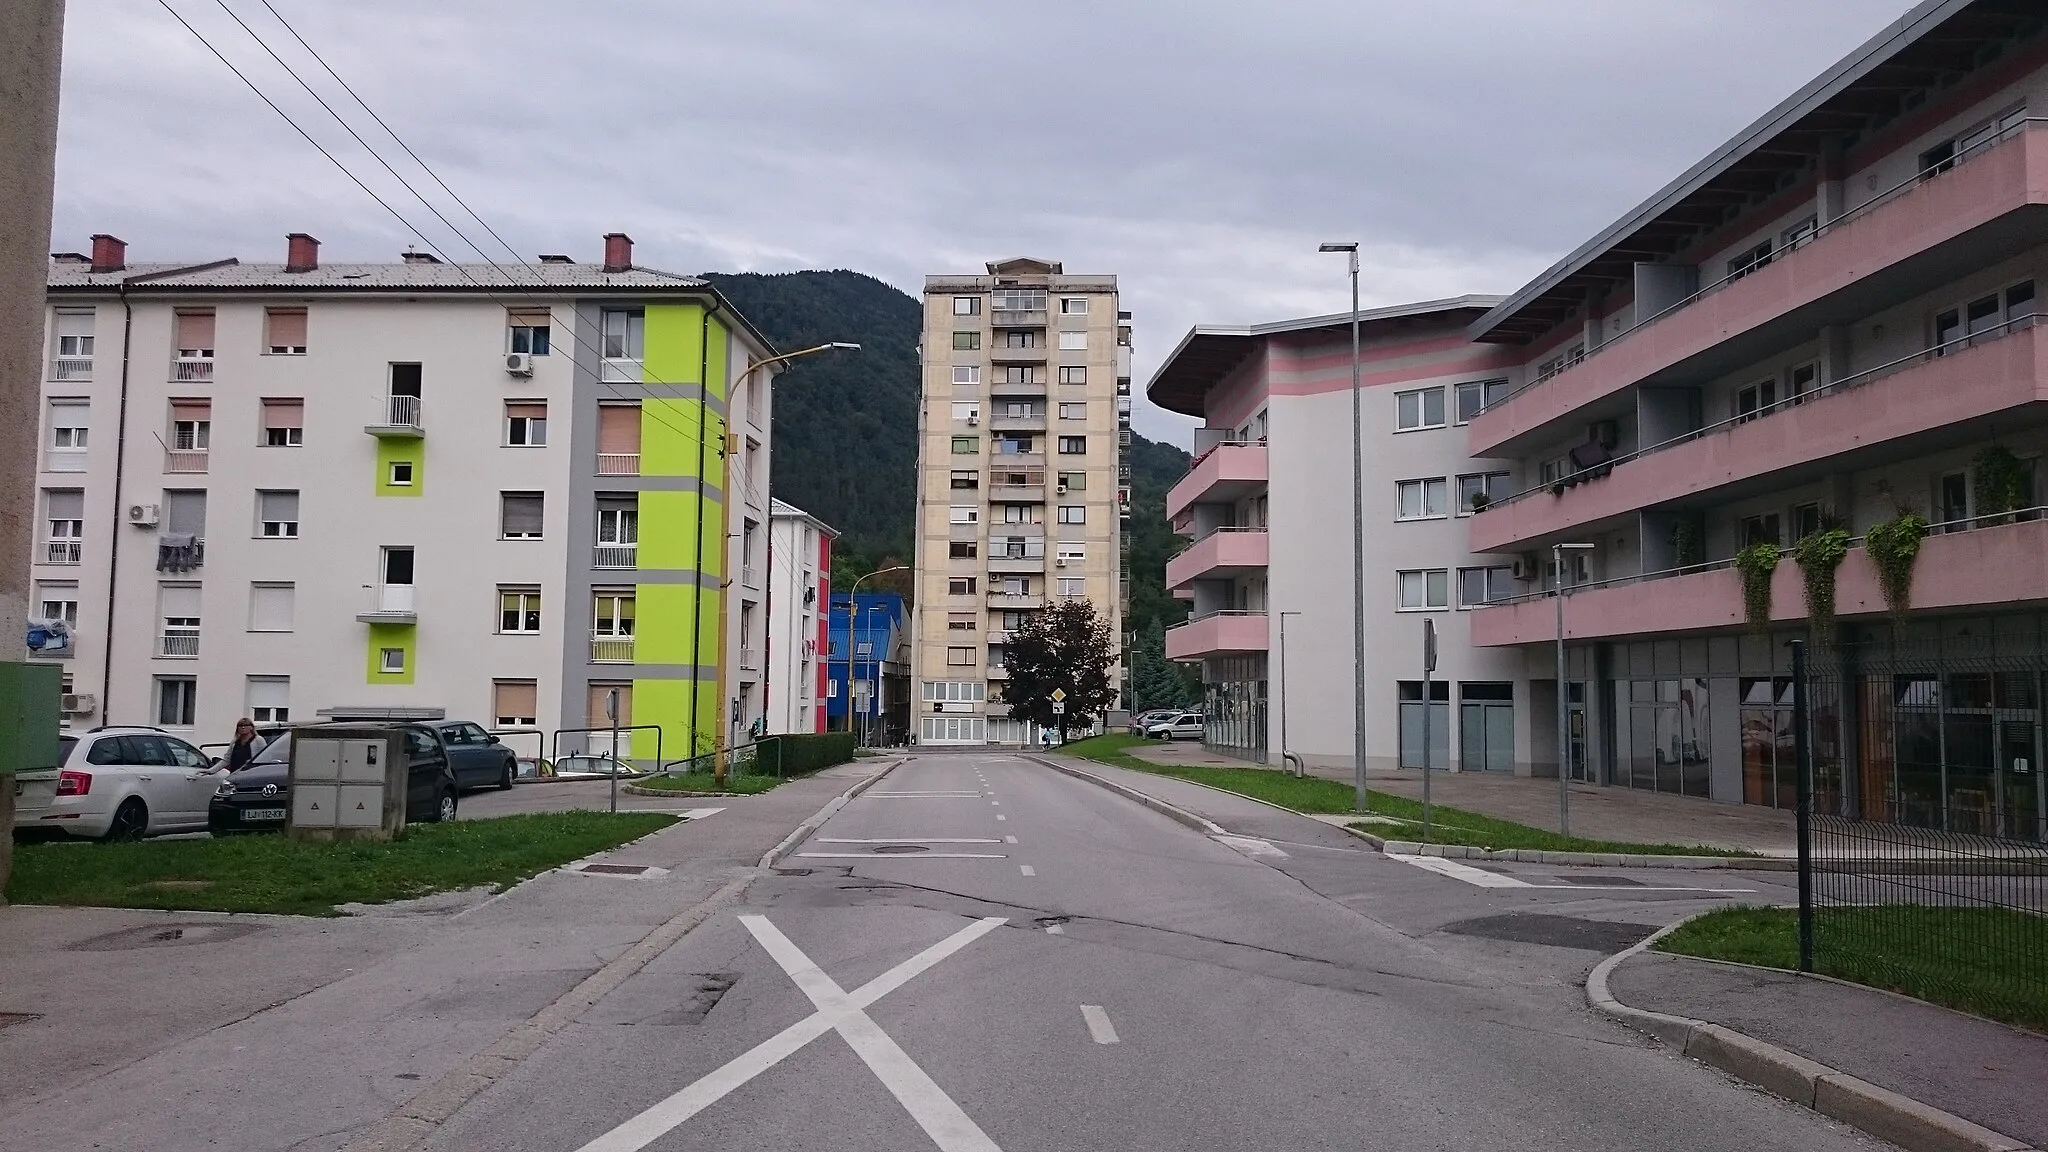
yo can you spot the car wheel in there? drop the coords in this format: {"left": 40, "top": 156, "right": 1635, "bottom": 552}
{"left": 497, "top": 761, "right": 515, "bottom": 791}
{"left": 102, "top": 798, "right": 148, "bottom": 842}
{"left": 433, "top": 790, "right": 458, "bottom": 823}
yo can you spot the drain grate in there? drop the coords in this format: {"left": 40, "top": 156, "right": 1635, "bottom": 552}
{"left": 871, "top": 844, "right": 929, "bottom": 854}
{"left": 579, "top": 863, "right": 652, "bottom": 876}
{"left": 773, "top": 867, "right": 813, "bottom": 876}
{"left": 0, "top": 1013, "right": 40, "bottom": 1031}
{"left": 1438, "top": 914, "right": 1656, "bottom": 953}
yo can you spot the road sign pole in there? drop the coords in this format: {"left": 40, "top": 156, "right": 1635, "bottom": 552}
{"left": 1422, "top": 618, "right": 1437, "bottom": 840}
{"left": 607, "top": 689, "right": 620, "bottom": 815}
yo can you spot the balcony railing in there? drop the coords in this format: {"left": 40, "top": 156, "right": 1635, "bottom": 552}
{"left": 43, "top": 540, "right": 81, "bottom": 565}
{"left": 600, "top": 358, "right": 643, "bottom": 383}
{"left": 741, "top": 647, "right": 760, "bottom": 670}
{"left": 171, "top": 356, "right": 213, "bottom": 382}
{"left": 992, "top": 310, "right": 1047, "bottom": 327}
{"left": 383, "top": 394, "right": 421, "bottom": 428}
{"left": 50, "top": 357, "right": 91, "bottom": 381}
{"left": 1500, "top": 115, "right": 2048, "bottom": 405}
{"left": 593, "top": 544, "right": 638, "bottom": 569}
{"left": 596, "top": 453, "right": 640, "bottom": 475}
{"left": 157, "top": 631, "right": 199, "bottom": 658}
{"left": 164, "top": 447, "right": 208, "bottom": 473}
{"left": 1479, "top": 312, "right": 2044, "bottom": 515}
{"left": 590, "top": 633, "right": 635, "bottom": 663}
{"left": 742, "top": 565, "right": 759, "bottom": 588}
{"left": 44, "top": 448, "right": 86, "bottom": 473}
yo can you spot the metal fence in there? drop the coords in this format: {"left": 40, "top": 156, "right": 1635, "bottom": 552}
{"left": 1792, "top": 640, "right": 2048, "bottom": 1028}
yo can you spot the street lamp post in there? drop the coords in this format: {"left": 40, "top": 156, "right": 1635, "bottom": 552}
{"left": 846, "top": 565, "right": 907, "bottom": 741}
{"left": 1553, "top": 541, "right": 1597, "bottom": 835}
{"left": 862, "top": 603, "right": 886, "bottom": 746}
{"left": 1319, "top": 242, "right": 1367, "bottom": 813}
{"left": 1279, "top": 611, "right": 1302, "bottom": 776}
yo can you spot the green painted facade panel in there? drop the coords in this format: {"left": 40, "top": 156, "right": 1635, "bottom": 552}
{"left": 375, "top": 438, "right": 424, "bottom": 497}
{"left": 629, "top": 677, "right": 719, "bottom": 760}
{"left": 366, "top": 622, "right": 417, "bottom": 684}
{"left": 633, "top": 583, "right": 705, "bottom": 666}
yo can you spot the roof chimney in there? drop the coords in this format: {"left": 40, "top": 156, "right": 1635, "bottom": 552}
{"left": 285, "top": 232, "right": 320, "bottom": 273}
{"left": 602, "top": 232, "right": 633, "bottom": 273}
{"left": 90, "top": 234, "right": 126, "bottom": 274}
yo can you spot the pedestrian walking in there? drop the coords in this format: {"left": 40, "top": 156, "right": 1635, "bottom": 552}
{"left": 224, "top": 717, "right": 267, "bottom": 772}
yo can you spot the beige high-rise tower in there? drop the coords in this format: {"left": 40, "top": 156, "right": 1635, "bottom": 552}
{"left": 912, "top": 258, "right": 1131, "bottom": 745}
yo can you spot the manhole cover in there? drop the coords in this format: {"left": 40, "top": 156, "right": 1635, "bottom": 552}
{"left": 872, "top": 844, "right": 929, "bottom": 854}
{"left": 580, "top": 863, "right": 652, "bottom": 875}
{"left": 0, "top": 1013, "right": 40, "bottom": 1031}
{"left": 67, "top": 922, "right": 261, "bottom": 952}
{"left": 1438, "top": 914, "right": 1655, "bottom": 953}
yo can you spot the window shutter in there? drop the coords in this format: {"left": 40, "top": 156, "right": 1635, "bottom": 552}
{"left": 174, "top": 311, "right": 215, "bottom": 351}
{"left": 46, "top": 490, "right": 84, "bottom": 520}
{"left": 597, "top": 404, "right": 640, "bottom": 453}
{"left": 508, "top": 309, "right": 551, "bottom": 327}
{"left": 262, "top": 398, "right": 304, "bottom": 428}
{"left": 159, "top": 583, "right": 201, "bottom": 617}
{"left": 507, "top": 402, "right": 547, "bottom": 420}
{"left": 249, "top": 583, "right": 294, "bottom": 631}
{"left": 495, "top": 680, "right": 537, "bottom": 722}
{"left": 259, "top": 490, "right": 298, "bottom": 521}
{"left": 265, "top": 308, "right": 307, "bottom": 348}
{"left": 247, "top": 676, "right": 289, "bottom": 711}
{"left": 55, "top": 311, "right": 93, "bottom": 337}
{"left": 501, "top": 493, "right": 544, "bottom": 536}
{"left": 170, "top": 400, "right": 210, "bottom": 422}
{"left": 587, "top": 683, "right": 631, "bottom": 727}
{"left": 165, "top": 491, "right": 207, "bottom": 535}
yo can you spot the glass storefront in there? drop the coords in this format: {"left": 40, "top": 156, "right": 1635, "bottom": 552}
{"left": 1203, "top": 655, "right": 1268, "bottom": 762}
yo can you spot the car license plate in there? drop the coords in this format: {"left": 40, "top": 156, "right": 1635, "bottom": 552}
{"left": 242, "top": 807, "right": 286, "bottom": 821}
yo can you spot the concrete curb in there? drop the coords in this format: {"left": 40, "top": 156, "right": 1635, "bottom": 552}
{"left": 1027, "top": 756, "right": 1228, "bottom": 836}
{"left": 1587, "top": 919, "right": 2039, "bottom": 1152}
{"left": 619, "top": 783, "right": 736, "bottom": 797}
{"left": 756, "top": 757, "right": 907, "bottom": 869}
{"left": 1338, "top": 824, "right": 1787, "bottom": 870}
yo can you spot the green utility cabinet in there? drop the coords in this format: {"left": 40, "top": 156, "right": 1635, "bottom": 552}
{"left": 0, "top": 661, "right": 63, "bottom": 775}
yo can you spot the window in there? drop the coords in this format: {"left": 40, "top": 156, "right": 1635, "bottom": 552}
{"left": 948, "top": 577, "right": 978, "bottom": 596}
{"left": 388, "top": 460, "right": 414, "bottom": 486}
{"left": 1453, "top": 379, "right": 1507, "bottom": 423}
{"left": 922, "top": 681, "right": 985, "bottom": 703}
{"left": 380, "top": 648, "right": 406, "bottom": 674}
{"left": 953, "top": 366, "right": 980, "bottom": 387}
{"left": 170, "top": 400, "right": 211, "bottom": 452}
{"left": 1057, "top": 366, "right": 1087, "bottom": 385}
{"left": 951, "top": 436, "right": 979, "bottom": 455}
{"left": 499, "top": 588, "right": 542, "bottom": 633}
{"left": 1057, "top": 577, "right": 1085, "bottom": 597}
{"left": 261, "top": 398, "right": 304, "bottom": 446}
{"left": 1456, "top": 472, "right": 1512, "bottom": 512}
{"left": 47, "top": 399, "right": 88, "bottom": 463}
{"left": 992, "top": 288, "right": 1046, "bottom": 313}
{"left": 1786, "top": 362, "right": 1817, "bottom": 406}
{"left": 1783, "top": 216, "right": 1817, "bottom": 252}
{"left": 1937, "top": 472, "right": 1969, "bottom": 528}
{"left": 1919, "top": 138, "right": 1957, "bottom": 177}
{"left": 35, "top": 581, "right": 78, "bottom": 627}
{"left": 1397, "top": 569, "right": 1449, "bottom": 610}
{"left": 946, "top": 647, "right": 976, "bottom": 666}
{"left": 1792, "top": 501, "right": 1823, "bottom": 541}
{"left": 248, "top": 582, "right": 294, "bottom": 632}
{"left": 1395, "top": 478, "right": 1448, "bottom": 520}
{"left": 1395, "top": 387, "right": 1446, "bottom": 431}
{"left": 155, "top": 676, "right": 197, "bottom": 727}
{"left": 1058, "top": 331, "right": 1087, "bottom": 350}
{"left": 952, "top": 401, "right": 981, "bottom": 422}
{"left": 247, "top": 676, "right": 290, "bottom": 724}
{"left": 950, "top": 506, "right": 979, "bottom": 524}
{"left": 1057, "top": 505, "right": 1085, "bottom": 524}
{"left": 163, "top": 489, "right": 206, "bottom": 540}
{"left": 1058, "top": 436, "right": 1086, "bottom": 454}
{"left": 1727, "top": 239, "right": 1773, "bottom": 281}
{"left": 507, "top": 309, "right": 551, "bottom": 355}
{"left": 500, "top": 492, "right": 545, "bottom": 539}
{"left": 264, "top": 308, "right": 307, "bottom": 355}
{"left": 592, "top": 591, "right": 635, "bottom": 638}
{"left": 494, "top": 680, "right": 538, "bottom": 728}
{"left": 1397, "top": 681, "right": 1450, "bottom": 770}
{"left": 953, "top": 296, "right": 981, "bottom": 316}
{"left": 173, "top": 311, "right": 215, "bottom": 377}
{"left": 1459, "top": 682, "right": 1516, "bottom": 773}
{"left": 1057, "top": 542, "right": 1086, "bottom": 562}
{"left": 1003, "top": 330, "right": 1042, "bottom": 349}
{"left": 506, "top": 401, "right": 548, "bottom": 446}
{"left": 389, "top": 361, "right": 422, "bottom": 399}
{"left": 949, "top": 470, "right": 979, "bottom": 490}
{"left": 51, "top": 310, "right": 93, "bottom": 378}
{"left": 949, "top": 541, "right": 977, "bottom": 559}
{"left": 952, "top": 330, "right": 980, "bottom": 350}
{"left": 1741, "top": 513, "right": 1782, "bottom": 547}
{"left": 1057, "top": 471, "right": 1085, "bottom": 492}
{"left": 256, "top": 490, "right": 299, "bottom": 538}
{"left": 947, "top": 612, "right": 977, "bottom": 631}
{"left": 1733, "top": 378, "right": 1776, "bottom": 422}
{"left": 998, "top": 364, "right": 1042, "bottom": 385}
{"left": 1058, "top": 402, "right": 1086, "bottom": 420}
{"left": 600, "top": 308, "right": 644, "bottom": 362}
{"left": 596, "top": 501, "right": 638, "bottom": 550}
{"left": 1457, "top": 566, "right": 1514, "bottom": 607}
{"left": 2007, "top": 279, "right": 2037, "bottom": 322}
{"left": 1001, "top": 504, "right": 1036, "bottom": 523}
{"left": 1060, "top": 297, "right": 1089, "bottom": 314}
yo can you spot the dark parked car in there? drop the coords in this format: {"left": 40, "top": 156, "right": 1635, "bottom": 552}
{"left": 429, "top": 720, "right": 518, "bottom": 793}
{"left": 209, "top": 723, "right": 460, "bottom": 835}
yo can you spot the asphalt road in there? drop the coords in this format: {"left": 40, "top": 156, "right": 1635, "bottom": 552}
{"left": 421, "top": 752, "right": 1886, "bottom": 1152}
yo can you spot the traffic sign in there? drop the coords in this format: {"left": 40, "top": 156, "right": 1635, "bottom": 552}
{"left": 1051, "top": 702, "right": 1066, "bottom": 715}
{"left": 1051, "top": 688, "right": 1066, "bottom": 702}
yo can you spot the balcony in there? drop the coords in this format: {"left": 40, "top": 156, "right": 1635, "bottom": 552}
{"left": 600, "top": 358, "right": 643, "bottom": 383}
{"left": 50, "top": 357, "right": 91, "bottom": 382}
{"left": 163, "top": 447, "right": 208, "bottom": 474}
{"left": 988, "top": 484, "right": 1044, "bottom": 503}
{"left": 1470, "top": 320, "right": 2048, "bottom": 554}
{"left": 593, "top": 544, "right": 638, "bottom": 569}
{"left": 743, "top": 565, "right": 760, "bottom": 588}
{"left": 990, "top": 414, "right": 1048, "bottom": 433}
{"left": 1166, "top": 610, "right": 1268, "bottom": 660}
{"left": 1471, "top": 118, "right": 2048, "bottom": 458}
{"left": 171, "top": 356, "right": 213, "bottom": 383}
{"left": 43, "top": 540, "right": 81, "bottom": 565}
{"left": 1165, "top": 527, "right": 1270, "bottom": 589}
{"left": 1166, "top": 442, "right": 1268, "bottom": 521}
{"left": 43, "top": 447, "right": 85, "bottom": 473}
{"left": 741, "top": 647, "right": 760, "bottom": 670}
{"left": 354, "top": 584, "right": 417, "bottom": 624}
{"left": 989, "top": 344, "right": 1048, "bottom": 362}
{"left": 989, "top": 451, "right": 1046, "bottom": 468}
{"left": 988, "top": 556, "right": 1045, "bottom": 575}
{"left": 364, "top": 395, "right": 424, "bottom": 438}
{"left": 596, "top": 453, "right": 640, "bottom": 476}
{"left": 1471, "top": 511, "right": 2048, "bottom": 647}
{"left": 992, "top": 310, "right": 1047, "bottom": 328}
{"left": 988, "top": 377, "right": 1048, "bottom": 397}
{"left": 590, "top": 633, "right": 635, "bottom": 663}
{"left": 156, "top": 630, "right": 199, "bottom": 658}
{"left": 986, "top": 591, "right": 1045, "bottom": 610}
{"left": 987, "top": 664, "right": 1009, "bottom": 680}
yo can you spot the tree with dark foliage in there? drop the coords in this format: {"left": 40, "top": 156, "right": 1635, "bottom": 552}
{"left": 1002, "top": 599, "right": 1117, "bottom": 740}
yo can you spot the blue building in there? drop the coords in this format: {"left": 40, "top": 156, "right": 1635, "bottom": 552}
{"left": 827, "top": 592, "right": 908, "bottom": 743}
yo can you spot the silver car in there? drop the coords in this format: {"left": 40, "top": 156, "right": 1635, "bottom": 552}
{"left": 1144, "top": 712, "right": 1205, "bottom": 741}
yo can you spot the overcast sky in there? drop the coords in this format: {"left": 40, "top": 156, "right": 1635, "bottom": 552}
{"left": 53, "top": 0, "right": 1914, "bottom": 445}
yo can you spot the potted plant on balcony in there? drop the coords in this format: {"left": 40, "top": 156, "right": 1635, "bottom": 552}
{"left": 1468, "top": 491, "right": 1492, "bottom": 513}
{"left": 1671, "top": 518, "right": 1704, "bottom": 568}
{"left": 1972, "top": 444, "right": 2028, "bottom": 525}
{"left": 1794, "top": 521, "right": 1850, "bottom": 641}
{"left": 1864, "top": 507, "right": 1929, "bottom": 620}
{"left": 1734, "top": 542, "right": 1779, "bottom": 632}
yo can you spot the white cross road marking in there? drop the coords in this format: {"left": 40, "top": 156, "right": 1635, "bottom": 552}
{"left": 1002, "top": 835, "right": 1018, "bottom": 844}
{"left": 1079, "top": 1005, "right": 1119, "bottom": 1045}
{"left": 1388, "top": 854, "right": 1756, "bottom": 893}
{"left": 679, "top": 807, "right": 726, "bottom": 820}
{"left": 574, "top": 915, "right": 1007, "bottom": 1152}
{"left": 1018, "top": 865, "right": 1035, "bottom": 876}
{"left": 818, "top": 838, "right": 1003, "bottom": 844}
{"left": 995, "top": 815, "right": 1007, "bottom": 822}
{"left": 1043, "top": 924, "right": 1064, "bottom": 935}
{"left": 1214, "top": 835, "right": 1288, "bottom": 858}
{"left": 797, "top": 852, "right": 1008, "bottom": 860}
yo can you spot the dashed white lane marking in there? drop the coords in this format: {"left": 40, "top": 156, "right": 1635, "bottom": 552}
{"left": 1214, "top": 835, "right": 1288, "bottom": 859}
{"left": 679, "top": 807, "right": 727, "bottom": 820}
{"left": 869, "top": 791, "right": 984, "bottom": 799}
{"left": 1003, "top": 835, "right": 1018, "bottom": 844}
{"left": 1079, "top": 1005, "right": 1119, "bottom": 1045}
{"left": 797, "top": 852, "right": 1007, "bottom": 860}
{"left": 575, "top": 915, "right": 1006, "bottom": 1152}
{"left": 1018, "top": 865, "right": 1036, "bottom": 877}
{"left": 1043, "top": 924, "right": 1064, "bottom": 935}
{"left": 818, "top": 838, "right": 1002, "bottom": 844}
{"left": 990, "top": 801, "right": 1001, "bottom": 807}
{"left": 995, "top": 815, "right": 1007, "bottom": 822}
{"left": 1387, "top": 854, "right": 1756, "bottom": 893}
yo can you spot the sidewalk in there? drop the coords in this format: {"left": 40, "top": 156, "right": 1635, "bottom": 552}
{"left": 1125, "top": 740, "right": 1796, "bottom": 855}
{"left": 1607, "top": 949, "right": 2047, "bottom": 1150}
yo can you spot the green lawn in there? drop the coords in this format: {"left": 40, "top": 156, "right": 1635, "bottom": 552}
{"left": 1657, "top": 905, "right": 2048, "bottom": 1032}
{"left": 637, "top": 771, "right": 782, "bottom": 796}
{"left": 1057, "top": 733, "right": 1749, "bottom": 857}
{"left": 5, "top": 811, "right": 675, "bottom": 916}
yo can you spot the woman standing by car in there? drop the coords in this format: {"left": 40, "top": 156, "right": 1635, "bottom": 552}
{"left": 224, "top": 717, "right": 267, "bottom": 772}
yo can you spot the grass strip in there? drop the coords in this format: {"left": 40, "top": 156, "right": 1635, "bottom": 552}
{"left": 636, "top": 771, "right": 782, "bottom": 796}
{"left": 6, "top": 811, "right": 675, "bottom": 917}
{"left": 1656, "top": 905, "right": 2048, "bottom": 1033}
{"left": 1058, "top": 733, "right": 1750, "bottom": 857}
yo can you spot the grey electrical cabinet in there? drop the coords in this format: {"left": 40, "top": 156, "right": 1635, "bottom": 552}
{"left": 288, "top": 727, "right": 407, "bottom": 841}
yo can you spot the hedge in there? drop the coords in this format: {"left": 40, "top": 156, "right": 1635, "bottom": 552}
{"left": 760, "top": 732, "right": 858, "bottom": 778}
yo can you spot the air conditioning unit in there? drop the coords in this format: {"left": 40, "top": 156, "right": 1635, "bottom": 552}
{"left": 1055, "top": 558, "right": 1067, "bottom": 567}
{"left": 1056, "top": 484, "right": 1068, "bottom": 495}
{"left": 60, "top": 693, "right": 96, "bottom": 714}
{"left": 966, "top": 415, "right": 979, "bottom": 426}
{"left": 1511, "top": 554, "right": 1540, "bottom": 580}
{"left": 504, "top": 352, "right": 534, "bottom": 376}
{"left": 128, "top": 503, "right": 160, "bottom": 527}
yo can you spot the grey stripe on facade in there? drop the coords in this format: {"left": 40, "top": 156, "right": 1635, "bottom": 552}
{"left": 610, "top": 664, "right": 720, "bottom": 681}
{"left": 614, "top": 569, "right": 724, "bottom": 589}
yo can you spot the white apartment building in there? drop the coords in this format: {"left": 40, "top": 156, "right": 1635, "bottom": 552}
{"left": 28, "top": 232, "right": 778, "bottom": 765}
{"left": 910, "top": 258, "right": 1132, "bottom": 744}
{"left": 764, "top": 498, "right": 834, "bottom": 736}
{"left": 1147, "top": 299, "right": 1534, "bottom": 772}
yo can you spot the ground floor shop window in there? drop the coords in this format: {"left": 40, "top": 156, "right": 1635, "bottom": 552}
{"left": 1459, "top": 682, "right": 1515, "bottom": 773}
{"left": 1623, "top": 678, "right": 1712, "bottom": 798}
{"left": 1397, "top": 681, "right": 1449, "bottom": 770}
{"left": 1204, "top": 656, "right": 1267, "bottom": 761}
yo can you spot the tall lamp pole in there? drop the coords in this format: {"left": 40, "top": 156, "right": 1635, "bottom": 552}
{"left": 862, "top": 603, "right": 885, "bottom": 746}
{"left": 1553, "top": 541, "right": 1596, "bottom": 835}
{"left": 1320, "top": 242, "right": 1368, "bottom": 813}
{"left": 846, "top": 566, "right": 906, "bottom": 740}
